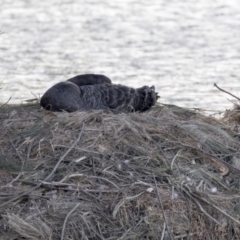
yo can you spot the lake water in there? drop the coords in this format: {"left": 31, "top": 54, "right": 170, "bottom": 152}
{"left": 1, "top": 0, "right": 240, "bottom": 112}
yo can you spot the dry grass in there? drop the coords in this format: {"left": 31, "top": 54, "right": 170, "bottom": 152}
{"left": 1, "top": 102, "right": 240, "bottom": 239}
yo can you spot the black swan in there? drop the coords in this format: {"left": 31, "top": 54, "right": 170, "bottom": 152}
{"left": 40, "top": 74, "right": 159, "bottom": 113}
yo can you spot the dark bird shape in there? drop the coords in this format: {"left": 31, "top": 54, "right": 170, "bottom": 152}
{"left": 40, "top": 74, "right": 159, "bottom": 113}
{"left": 67, "top": 74, "right": 112, "bottom": 86}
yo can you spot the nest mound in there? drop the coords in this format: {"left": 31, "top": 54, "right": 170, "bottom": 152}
{"left": 224, "top": 103, "right": 240, "bottom": 125}
{"left": 1, "top": 103, "right": 240, "bottom": 240}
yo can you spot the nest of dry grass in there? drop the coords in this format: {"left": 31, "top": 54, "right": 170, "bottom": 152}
{"left": 1, "top": 102, "right": 240, "bottom": 240}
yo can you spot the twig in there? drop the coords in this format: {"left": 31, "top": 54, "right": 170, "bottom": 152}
{"left": 78, "top": 213, "right": 104, "bottom": 239}
{"left": 60, "top": 173, "right": 84, "bottom": 183}
{"left": 61, "top": 203, "right": 80, "bottom": 240}
{"left": 171, "top": 149, "right": 182, "bottom": 170}
{"left": 183, "top": 188, "right": 220, "bottom": 225}
{"left": 153, "top": 174, "right": 173, "bottom": 240}
{"left": 0, "top": 97, "right": 11, "bottom": 108}
{"left": 118, "top": 218, "right": 143, "bottom": 239}
{"left": 132, "top": 180, "right": 153, "bottom": 187}
{"left": 112, "top": 197, "right": 126, "bottom": 219}
{"left": 126, "top": 192, "right": 144, "bottom": 201}
{"left": 44, "top": 124, "right": 85, "bottom": 181}
{"left": 22, "top": 180, "right": 119, "bottom": 193}
{"left": 0, "top": 183, "right": 41, "bottom": 209}
{"left": 69, "top": 156, "right": 87, "bottom": 165}
{"left": 1, "top": 173, "right": 23, "bottom": 190}
{"left": 40, "top": 181, "right": 76, "bottom": 188}
{"left": 199, "top": 169, "right": 228, "bottom": 189}
{"left": 182, "top": 183, "right": 240, "bottom": 225}
{"left": 0, "top": 141, "right": 26, "bottom": 189}
{"left": 191, "top": 191, "right": 240, "bottom": 225}
{"left": 112, "top": 192, "right": 144, "bottom": 219}
{"left": 89, "top": 176, "right": 120, "bottom": 189}
{"left": 0, "top": 125, "right": 84, "bottom": 208}
{"left": 4, "top": 118, "right": 37, "bottom": 123}
{"left": 181, "top": 143, "right": 240, "bottom": 174}
{"left": 160, "top": 222, "right": 166, "bottom": 240}
{"left": 214, "top": 83, "right": 240, "bottom": 101}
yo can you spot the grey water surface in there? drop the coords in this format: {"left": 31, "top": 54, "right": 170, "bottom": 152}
{"left": 1, "top": 0, "right": 240, "bottom": 112}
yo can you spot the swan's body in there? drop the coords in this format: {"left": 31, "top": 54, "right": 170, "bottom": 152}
{"left": 40, "top": 74, "right": 159, "bottom": 113}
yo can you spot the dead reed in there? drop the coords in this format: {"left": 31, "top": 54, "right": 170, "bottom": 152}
{"left": 0, "top": 102, "right": 240, "bottom": 239}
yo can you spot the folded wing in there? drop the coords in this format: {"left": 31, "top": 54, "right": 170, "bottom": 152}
{"left": 78, "top": 84, "right": 159, "bottom": 112}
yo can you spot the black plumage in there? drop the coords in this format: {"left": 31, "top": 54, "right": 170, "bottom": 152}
{"left": 40, "top": 74, "right": 159, "bottom": 113}
{"left": 67, "top": 74, "right": 112, "bottom": 86}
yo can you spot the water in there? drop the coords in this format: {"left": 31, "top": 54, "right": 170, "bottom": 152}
{"left": 1, "top": 0, "right": 240, "bottom": 112}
